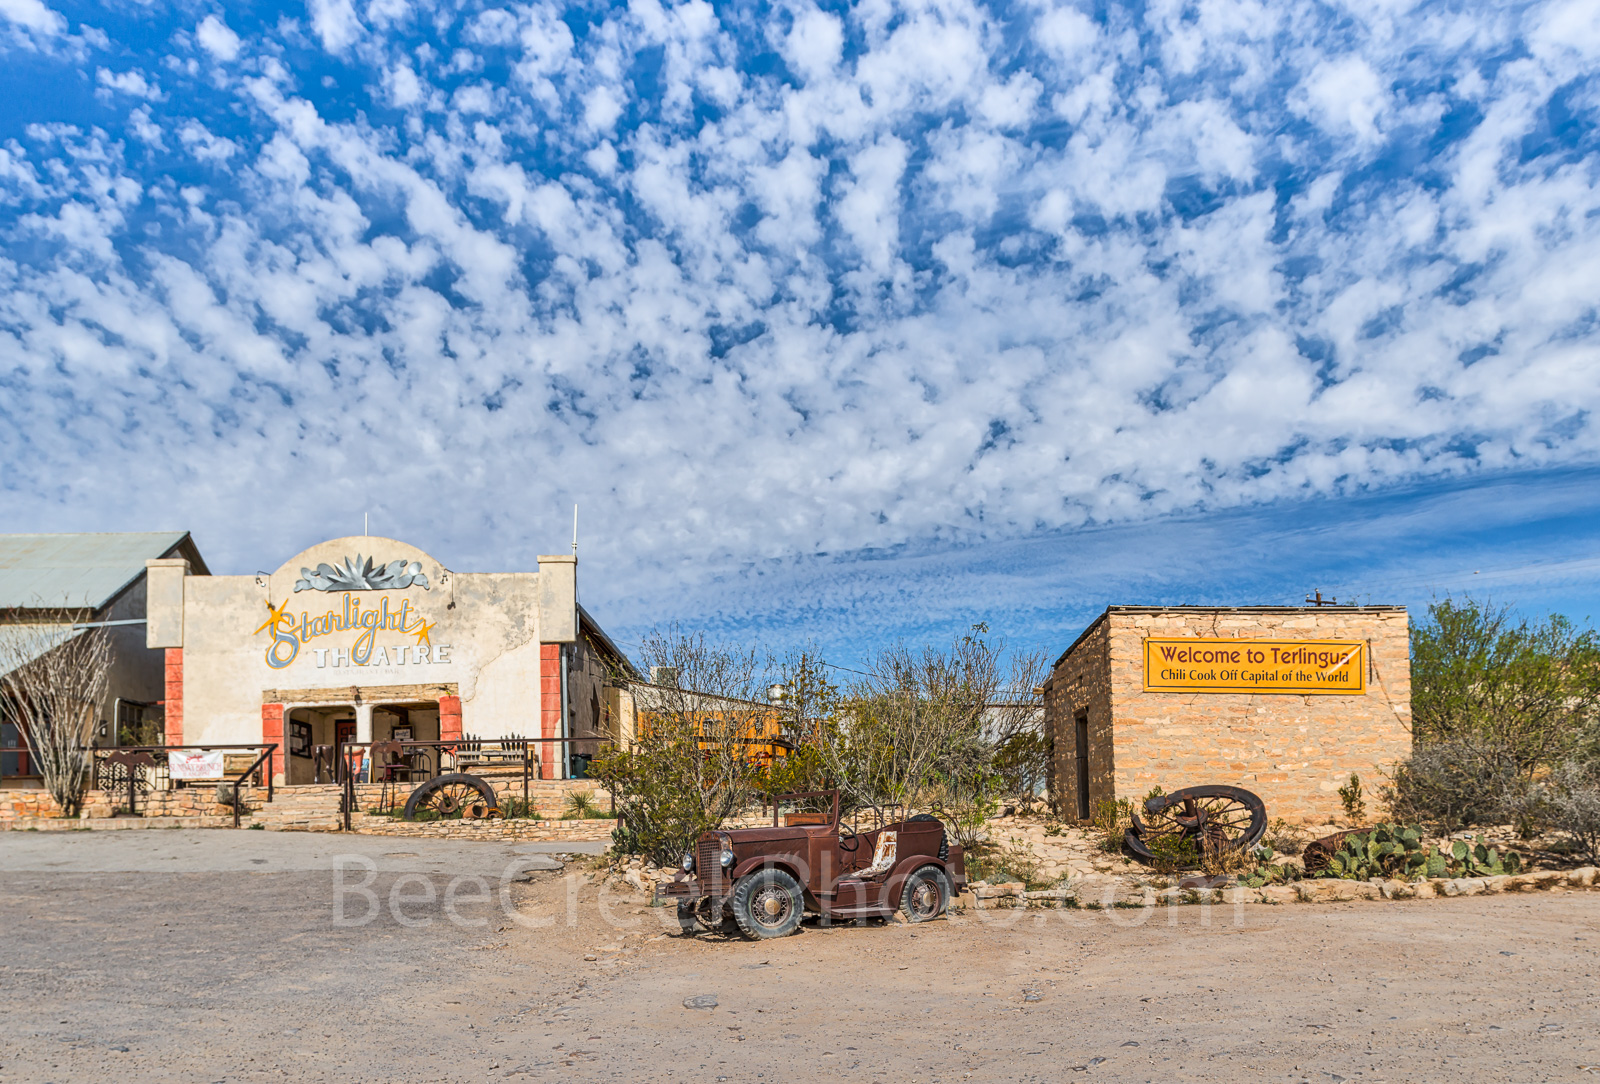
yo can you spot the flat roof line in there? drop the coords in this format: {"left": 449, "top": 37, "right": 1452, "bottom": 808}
{"left": 1050, "top": 604, "right": 1408, "bottom": 670}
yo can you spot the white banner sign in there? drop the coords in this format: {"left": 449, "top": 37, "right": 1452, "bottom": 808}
{"left": 168, "top": 750, "right": 225, "bottom": 780}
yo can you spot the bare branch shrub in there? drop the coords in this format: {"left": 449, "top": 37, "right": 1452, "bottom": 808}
{"left": 590, "top": 626, "right": 771, "bottom": 864}
{"left": 799, "top": 625, "right": 1040, "bottom": 843}
{"left": 0, "top": 625, "right": 111, "bottom": 818}
{"left": 1545, "top": 762, "right": 1600, "bottom": 863}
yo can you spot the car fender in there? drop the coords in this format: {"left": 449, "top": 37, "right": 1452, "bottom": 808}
{"left": 729, "top": 855, "right": 808, "bottom": 887}
{"left": 883, "top": 855, "right": 963, "bottom": 904}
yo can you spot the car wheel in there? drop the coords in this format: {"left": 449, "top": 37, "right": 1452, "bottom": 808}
{"left": 730, "top": 868, "right": 804, "bottom": 940}
{"left": 899, "top": 865, "right": 951, "bottom": 922}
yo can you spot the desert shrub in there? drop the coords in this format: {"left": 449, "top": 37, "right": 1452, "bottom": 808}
{"left": 1391, "top": 598, "right": 1600, "bottom": 836}
{"left": 590, "top": 628, "right": 772, "bottom": 865}
{"left": 994, "top": 726, "right": 1052, "bottom": 814}
{"left": 923, "top": 770, "right": 1001, "bottom": 849}
{"left": 1412, "top": 597, "right": 1600, "bottom": 775}
{"left": 967, "top": 837, "right": 1052, "bottom": 889}
{"left": 1143, "top": 830, "right": 1199, "bottom": 875}
{"left": 1263, "top": 818, "right": 1309, "bottom": 855}
{"left": 498, "top": 797, "right": 543, "bottom": 821}
{"left": 783, "top": 628, "right": 1043, "bottom": 830}
{"left": 1384, "top": 739, "right": 1518, "bottom": 833}
{"left": 1240, "top": 846, "right": 1305, "bottom": 887}
{"left": 1542, "top": 762, "right": 1600, "bottom": 862}
{"left": 1090, "top": 797, "right": 1134, "bottom": 854}
{"left": 562, "top": 791, "right": 608, "bottom": 819}
{"left": 1338, "top": 773, "right": 1366, "bottom": 823}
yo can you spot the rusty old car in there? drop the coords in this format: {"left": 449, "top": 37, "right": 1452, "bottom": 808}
{"left": 655, "top": 790, "right": 967, "bottom": 939}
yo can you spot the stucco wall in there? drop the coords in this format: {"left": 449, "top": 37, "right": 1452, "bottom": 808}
{"left": 98, "top": 575, "right": 167, "bottom": 743}
{"left": 159, "top": 536, "right": 550, "bottom": 782}
{"left": 1048, "top": 608, "right": 1413, "bottom": 825}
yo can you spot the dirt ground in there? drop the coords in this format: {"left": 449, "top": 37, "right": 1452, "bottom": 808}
{"left": 2, "top": 831, "right": 1598, "bottom": 1083}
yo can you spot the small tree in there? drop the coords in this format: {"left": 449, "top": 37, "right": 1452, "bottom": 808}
{"left": 1411, "top": 597, "right": 1600, "bottom": 777}
{"left": 796, "top": 625, "right": 1040, "bottom": 841}
{"left": 590, "top": 626, "right": 771, "bottom": 865}
{"left": 0, "top": 624, "right": 111, "bottom": 818}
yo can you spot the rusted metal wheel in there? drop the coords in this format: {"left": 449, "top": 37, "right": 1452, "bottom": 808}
{"left": 402, "top": 773, "right": 500, "bottom": 821}
{"left": 730, "top": 868, "right": 804, "bottom": 939}
{"left": 1123, "top": 785, "right": 1267, "bottom": 868}
{"left": 899, "top": 865, "right": 951, "bottom": 922}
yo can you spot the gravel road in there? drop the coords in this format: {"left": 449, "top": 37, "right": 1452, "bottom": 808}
{"left": 1, "top": 830, "right": 1596, "bottom": 1083}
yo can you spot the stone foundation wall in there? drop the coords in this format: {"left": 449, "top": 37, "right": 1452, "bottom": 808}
{"left": 1, "top": 778, "right": 611, "bottom": 837}
{"left": 0, "top": 785, "right": 263, "bottom": 823}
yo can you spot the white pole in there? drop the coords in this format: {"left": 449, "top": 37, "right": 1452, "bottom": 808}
{"left": 364, "top": 513, "right": 368, "bottom": 537}
{"left": 572, "top": 504, "right": 578, "bottom": 557}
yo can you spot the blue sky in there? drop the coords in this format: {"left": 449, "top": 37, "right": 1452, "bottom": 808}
{"left": 1, "top": 0, "right": 1597, "bottom": 665}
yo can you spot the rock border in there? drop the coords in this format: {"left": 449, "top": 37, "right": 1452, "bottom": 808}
{"left": 961, "top": 867, "right": 1599, "bottom": 908}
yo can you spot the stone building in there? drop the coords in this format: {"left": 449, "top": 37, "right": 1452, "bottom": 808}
{"left": 1043, "top": 605, "right": 1412, "bottom": 825}
{"left": 145, "top": 534, "right": 636, "bottom": 786}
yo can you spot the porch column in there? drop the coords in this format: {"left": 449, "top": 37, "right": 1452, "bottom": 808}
{"left": 261, "top": 703, "right": 285, "bottom": 787}
{"left": 539, "top": 644, "right": 561, "bottom": 780}
{"left": 354, "top": 703, "right": 374, "bottom": 744}
{"left": 438, "top": 695, "right": 462, "bottom": 743}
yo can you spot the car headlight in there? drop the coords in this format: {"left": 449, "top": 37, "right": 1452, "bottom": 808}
{"left": 681, "top": 853, "right": 695, "bottom": 872}
{"left": 719, "top": 849, "right": 735, "bottom": 868}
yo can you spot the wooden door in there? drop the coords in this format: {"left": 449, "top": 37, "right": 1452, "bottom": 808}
{"left": 1075, "top": 714, "right": 1090, "bottom": 820}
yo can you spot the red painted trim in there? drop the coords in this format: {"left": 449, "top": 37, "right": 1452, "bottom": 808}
{"left": 539, "top": 644, "right": 561, "bottom": 779}
{"left": 261, "top": 703, "right": 285, "bottom": 782}
{"left": 164, "top": 648, "right": 184, "bottom": 745}
{"left": 439, "top": 695, "right": 463, "bottom": 744}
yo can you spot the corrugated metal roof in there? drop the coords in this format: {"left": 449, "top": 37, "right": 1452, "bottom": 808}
{"left": 0, "top": 533, "right": 190, "bottom": 610}
{"left": 0, "top": 623, "right": 83, "bottom": 679}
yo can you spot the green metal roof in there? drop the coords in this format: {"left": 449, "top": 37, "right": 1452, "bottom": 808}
{"left": 0, "top": 623, "right": 83, "bottom": 680}
{"left": 0, "top": 532, "right": 194, "bottom": 610}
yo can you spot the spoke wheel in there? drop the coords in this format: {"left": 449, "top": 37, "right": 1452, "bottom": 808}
{"left": 730, "top": 868, "right": 804, "bottom": 940}
{"left": 402, "top": 773, "right": 499, "bottom": 821}
{"left": 1124, "top": 785, "right": 1267, "bottom": 869}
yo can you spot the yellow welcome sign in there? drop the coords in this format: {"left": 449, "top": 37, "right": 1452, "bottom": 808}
{"left": 1143, "top": 638, "right": 1366, "bottom": 695}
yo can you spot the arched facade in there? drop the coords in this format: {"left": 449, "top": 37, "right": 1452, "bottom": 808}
{"left": 145, "top": 536, "right": 631, "bottom": 785}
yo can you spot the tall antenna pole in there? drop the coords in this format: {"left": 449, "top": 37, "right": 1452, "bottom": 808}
{"left": 364, "top": 512, "right": 368, "bottom": 537}
{"left": 572, "top": 504, "right": 579, "bottom": 557}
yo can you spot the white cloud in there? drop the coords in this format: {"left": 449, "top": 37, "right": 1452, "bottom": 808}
{"left": 0, "top": 0, "right": 63, "bottom": 36}
{"left": 308, "top": 0, "right": 361, "bottom": 53}
{"left": 196, "top": 14, "right": 241, "bottom": 61}
{"left": 0, "top": 0, "right": 1598, "bottom": 633}
{"left": 782, "top": 6, "right": 843, "bottom": 83}
{"left": 96, "top": 69, "right": 163, "bottom": 101}
{"left": 1294, "top": 55, "right": 1390, "bottom": 148}
{"left": 583, "top": 85, "right": 623, "bottom": 133}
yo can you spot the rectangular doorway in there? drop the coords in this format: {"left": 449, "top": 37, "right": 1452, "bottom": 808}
{"left": 1075, "top": 712, "right": 1090, "bottom": 821}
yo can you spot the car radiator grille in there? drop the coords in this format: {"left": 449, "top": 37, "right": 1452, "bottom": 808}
{"left": 697, "top": 838, "right": 724, "bottom": 895}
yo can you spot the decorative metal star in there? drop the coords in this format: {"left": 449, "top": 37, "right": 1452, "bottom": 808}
{"left": 411, "top": 619, "right": 436, "bottom": 647}
{"left": 252, "top": 598, "right": 291, "bottom": 636}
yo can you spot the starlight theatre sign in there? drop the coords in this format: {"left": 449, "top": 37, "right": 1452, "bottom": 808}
{"left": 1143, "top": 638, "right": 1366, "bottom": 695}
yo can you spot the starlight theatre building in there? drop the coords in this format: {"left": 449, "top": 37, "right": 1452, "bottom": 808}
{"left": 1043, "top": 606, "right": 1412, "bottom": 824}
{"left": 145, "top": 536, "right": 633, "bottom": 786}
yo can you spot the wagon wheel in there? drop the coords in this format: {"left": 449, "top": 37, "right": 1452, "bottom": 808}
{"left": 1124, "top": 785, "right": 1267, "bottom": 868}
{"left": 402, "top": 773, "right": 500, "bottom": 821}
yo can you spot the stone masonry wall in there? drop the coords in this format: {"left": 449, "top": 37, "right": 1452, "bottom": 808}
{"left": 1106, "top": 609, "right": 1412, "bottom": 824}
{"left": 1045, "top": 617, "right": 1114, "bottom": 822}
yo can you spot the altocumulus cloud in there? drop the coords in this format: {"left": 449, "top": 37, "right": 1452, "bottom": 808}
{"left": 0, "top": 0, "right": 1598, "bottom": 614}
